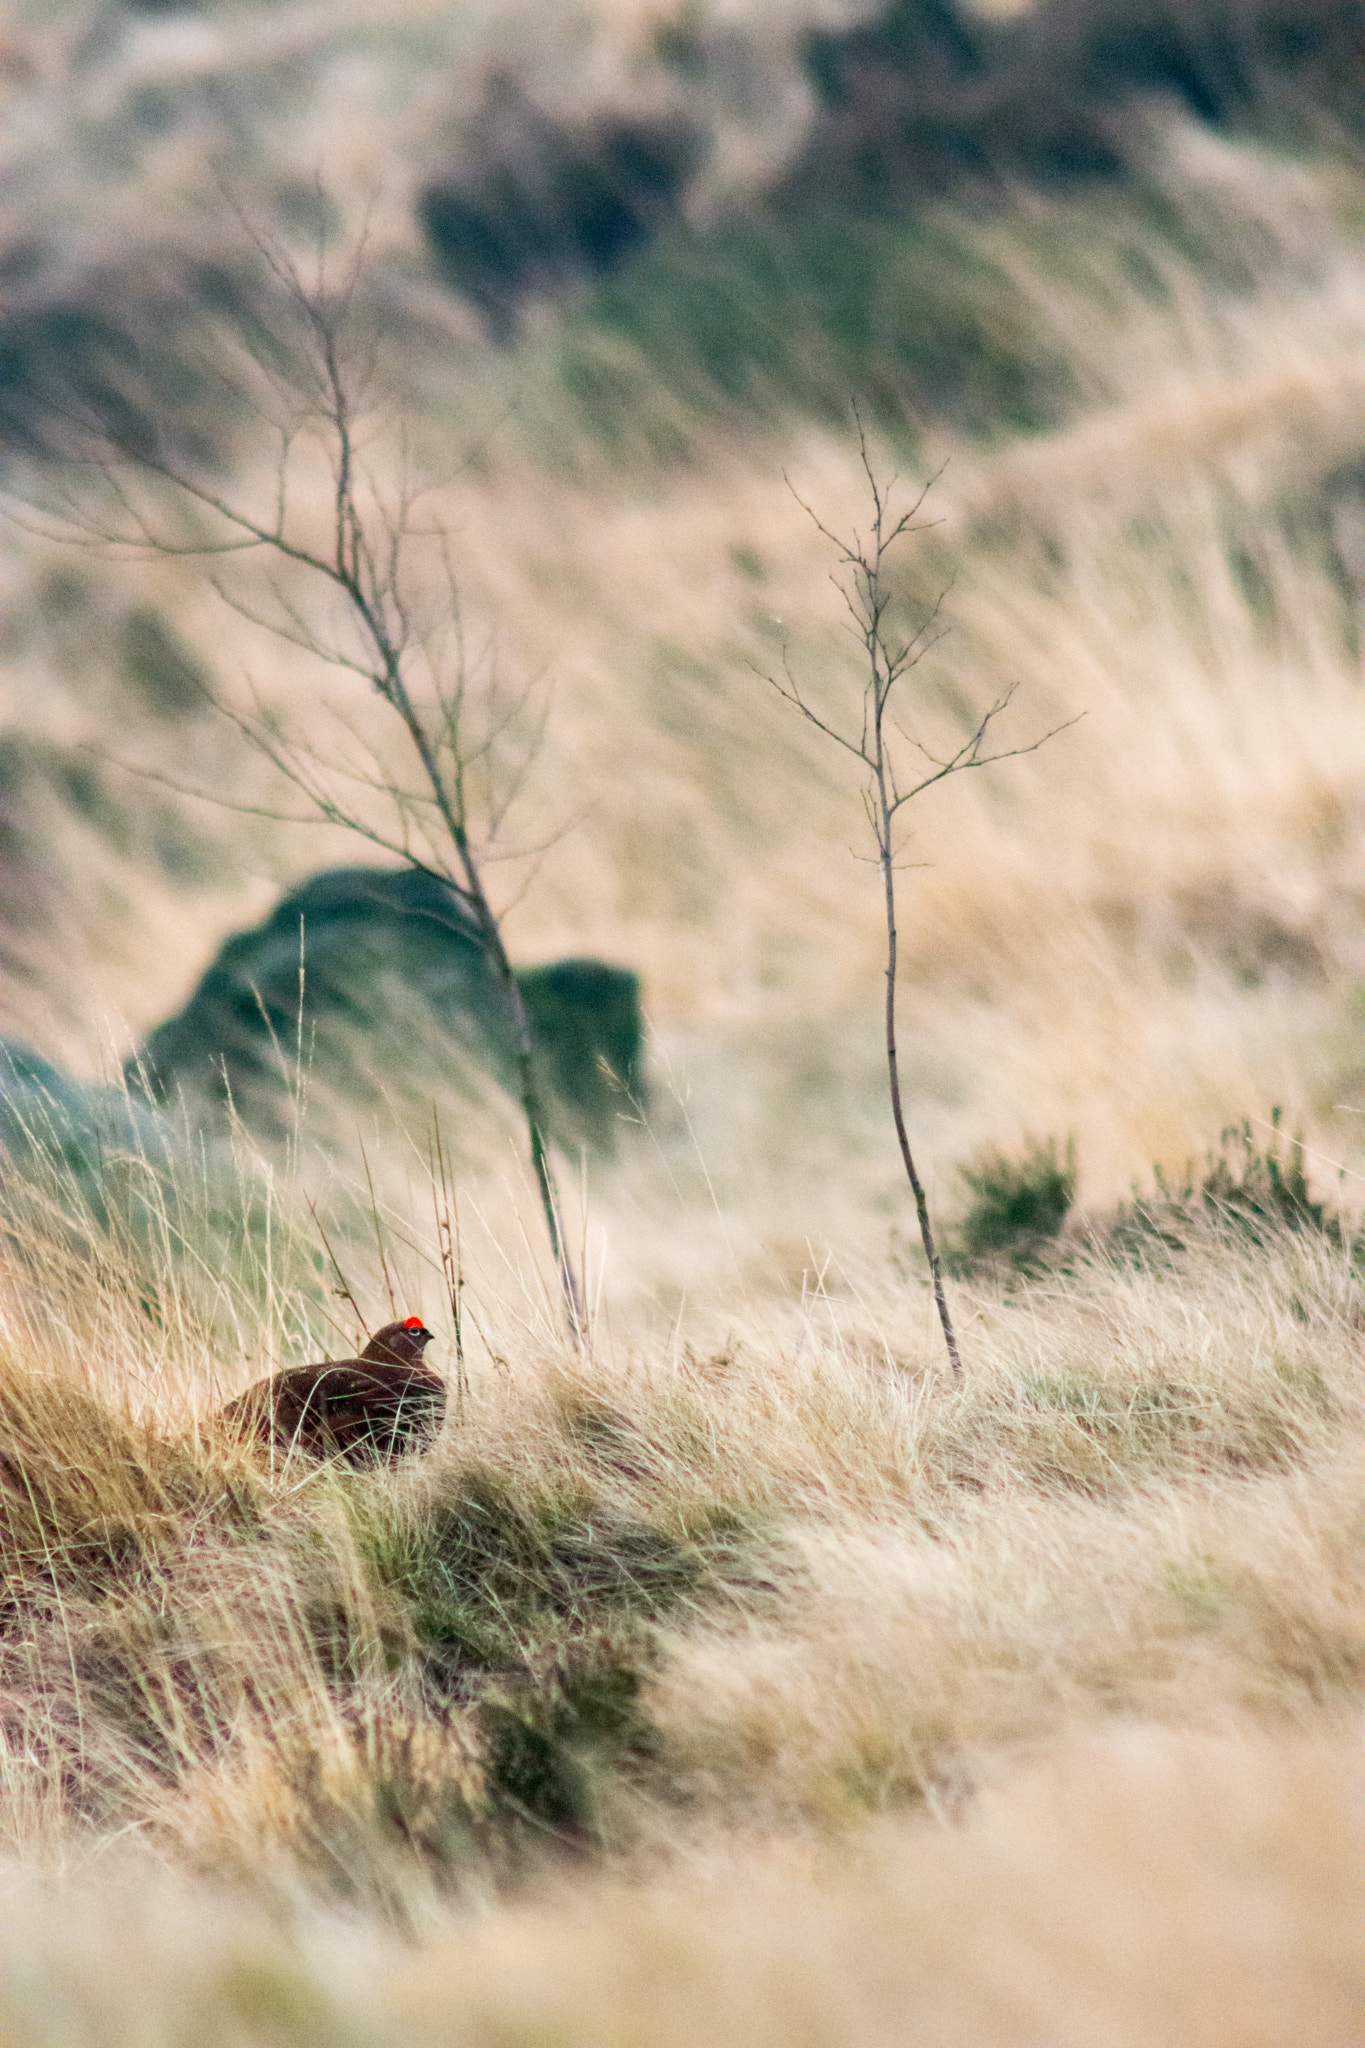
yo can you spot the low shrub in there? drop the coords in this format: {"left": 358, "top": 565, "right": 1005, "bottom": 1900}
{"left": 1105, "top": 1115, "right": 1347, "bottom": 1263}
{"left": 948, "top": 1137, "right": 1076, "bottom": 1274}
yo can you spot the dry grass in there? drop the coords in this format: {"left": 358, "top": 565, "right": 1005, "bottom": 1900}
{"left": 4, "top": 1191, "right": 1354, "bottom": 2015}
{"left": 1, "top": 1165, "right": 1365, "bottom": 2037}
{"left": 4, "top": 1728, "right": 1364, "bottom": 2047}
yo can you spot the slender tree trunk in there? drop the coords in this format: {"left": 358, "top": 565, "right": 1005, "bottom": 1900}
{"left": 461, "top": 886, "right": 584, "bottom": 1341}
{"left": 386, "top": 674, "right": 584, "bottom": 1341}
{"left": 877, "top": 779, "right": 962, "bottom": 1378}
{"left": 502, "top": 961, "right": 585, "bottom": 1342}
{"left": 765, "top": 442, "right": 1067, "bottom": 1379}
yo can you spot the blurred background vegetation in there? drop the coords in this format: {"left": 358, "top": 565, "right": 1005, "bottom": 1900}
{"left": 0, "top": 0, "right": 1362, "bottom": 1313}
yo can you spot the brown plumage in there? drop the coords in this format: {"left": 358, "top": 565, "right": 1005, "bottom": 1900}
{"left": 220, "top": 1317, "right": 444, "bottom": 1467}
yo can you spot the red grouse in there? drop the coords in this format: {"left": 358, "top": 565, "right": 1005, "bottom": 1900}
{"left": 221, "top": 1316, "right": 444, "bottom": 1467}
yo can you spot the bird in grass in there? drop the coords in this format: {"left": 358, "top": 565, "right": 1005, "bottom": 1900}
{"left": 221, "top": 1316, "right": 444, "bottom": 1467}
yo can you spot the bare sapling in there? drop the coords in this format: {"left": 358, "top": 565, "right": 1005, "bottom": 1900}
{"left": 21, "top": 213, "right": 584, "bottom": 1339}
{"left": 765, "top": 424, "right": 1074, "bottom": 1376}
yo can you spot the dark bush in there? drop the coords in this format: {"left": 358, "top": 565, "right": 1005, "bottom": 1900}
{"left": 1107, "top": 1114, "right": 1345, "bottom": 1262}
{"left": 419, "top": 80, "right": 708, "bottom": 334}
{"left": 791, "top": 0, "right": 1365, "bottom": 205}
{"left": 118, "top": 608, "right": 210, "bottom": 720}
{"left": 949, "top": 1137, "right": 1076, "bottom": 1272}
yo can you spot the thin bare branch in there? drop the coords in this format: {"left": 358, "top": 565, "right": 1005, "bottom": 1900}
{"left": 14, "top": 197, "right": 586, "bottom": 1342}
{"left": 762, "top": 421, "right": 1077, "bottom": 1380}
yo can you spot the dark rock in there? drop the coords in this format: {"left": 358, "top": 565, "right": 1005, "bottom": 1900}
{"left": 0, "top": 1039, "right": 167, "bottom": 1179}
{"left": 132, "top": 865, "right": 643, "bottom": 1150}
{"left": 517, "top": 957, "right": 644, "bottom": 1141}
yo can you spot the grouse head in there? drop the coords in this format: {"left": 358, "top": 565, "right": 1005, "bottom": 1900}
{"left": 361, "top": 1316, "right": 437, "bottom": 1368}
